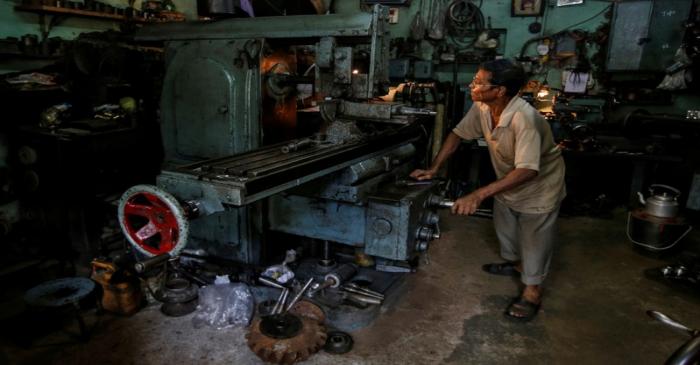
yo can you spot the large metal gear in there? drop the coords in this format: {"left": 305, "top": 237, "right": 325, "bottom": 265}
{"left": 246, "top": 309, "right": 327, "bottom": 364}
{"left": 288, "top": 300, "right": 326, "bottom": 324}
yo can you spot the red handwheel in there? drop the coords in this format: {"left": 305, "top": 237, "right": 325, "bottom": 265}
{"left": 118, "top": 185, "right": 189, "bottom": 257}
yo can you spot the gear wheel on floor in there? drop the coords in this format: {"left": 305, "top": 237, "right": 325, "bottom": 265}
{"left": 246, "top": 312, "right": 327, "bottom": 364}
{"left": 288, "top": 300, "right": 326, "bottom": 324}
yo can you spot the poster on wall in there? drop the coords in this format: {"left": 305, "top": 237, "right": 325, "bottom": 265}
{"left": 512, "top": 0, "right": 544, "bottom": 17}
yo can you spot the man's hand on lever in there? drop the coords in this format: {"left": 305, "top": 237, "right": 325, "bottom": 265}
{"left": 452, "top": 191, "right": 483, "bottom": 215}
{"left": 451, "top": 168, "right": 537, "bottom": 216}
{"left": 409, "top": 168, "right": 437, "bottom": 181}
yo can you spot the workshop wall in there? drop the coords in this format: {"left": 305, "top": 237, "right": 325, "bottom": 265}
{"left": 337, "top": 1, "right": 610, "bottom": 85}
{"left": 0, "top": 0, "right": 196, "bottom": 74}
{"left": 2, "top": 0, "right": 697, "bottom": 113}
{"left": 335, "top": 0, "right": 698, "bottom": 120}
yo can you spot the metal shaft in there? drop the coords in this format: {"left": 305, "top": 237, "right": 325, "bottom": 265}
{"left": 428, "top": 196, "right": 493, "bottom": 217}
{"left": 307, "top": 279, "right": 334, "bottom": 297}
{"left": 341, "top": 286, "right": 384, "bottom": 300}
{"left": 271, "top": 288, "right": 288, "bottom": 315}
{"left": 285, "top": 278, "right": 315, "bottom": 312}
{"left": 346, "top": 292, "right": 382, "bottom": 305}
{"left": 259, "top": 276, "right": 286, "bottom": 290}
{"left": 281, "top": 138, "right": 314, "bottom": 153}
{"left": 345, "top": 283, "right": 384, "bottom": 298}
{"left": 134, "top": 253, "right": 171, "bottom": 274}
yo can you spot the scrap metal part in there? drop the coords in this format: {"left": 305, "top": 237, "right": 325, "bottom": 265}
{"left": 246, "top": 313, "right": 327, "bottom": 364}
{"left": 288, "top": 300, "right": 326, "bottom": 324}
{"left": 324, "top": 331, "right": 354, "bottom": 354}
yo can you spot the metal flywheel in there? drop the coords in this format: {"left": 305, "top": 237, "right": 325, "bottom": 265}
{"left": 118, "top": 184, "right": 189, "bottom": 257}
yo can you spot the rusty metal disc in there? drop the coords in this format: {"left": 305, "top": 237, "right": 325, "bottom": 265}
{"left": 260, "top": 313, "right": 303, "bottom": 339}
{"left": 246, "top": 314, "right": 327, "bottom": 364}
{"left": 288, "top": 300, "right": 326, "bottom": 324}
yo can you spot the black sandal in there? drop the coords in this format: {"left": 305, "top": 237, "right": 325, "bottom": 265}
{"left": 504, "top": 297, "right": 541, "bottom": 322}
{"left": 482, "top": 262, "right": 520, "bottom": 277}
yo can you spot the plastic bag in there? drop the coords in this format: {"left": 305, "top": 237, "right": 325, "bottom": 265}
{"left": 192, "top": 283, "right": 254, "bottom": 329}
{"left": 657, "top": 70, "right": 690, "bottom": 90}
{"left": 261, "top": 264, "right": 295, "bottom": 284}
{"left": 259, "top": 249, "right": 297, "bottom": 284}
{"left": 658, "top": 47, "right": 692, "bottom": 90}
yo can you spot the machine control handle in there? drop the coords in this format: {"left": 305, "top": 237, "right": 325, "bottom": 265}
{"left": 416, "top": 226, "right": 440, "bottom": 241}
{"left": 134, "top": 254, "right": 172, "bottom": 274}
{"left": 428, "top": 194, "right": 453, "bottom": 208}
{"left": 438, "top": 200, "right": 454, "bottom": 208}
{"left": 427, "top": 194, "right": 493, "bottom": 217}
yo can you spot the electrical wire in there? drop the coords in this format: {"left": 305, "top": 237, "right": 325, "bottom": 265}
{"left": 554, "top": 4, "right": 612, "bottom": 33}
{"left": 445, "top": 0, "right": 485, "bottom": 49}
{"left": 447, "top": 0, "right": 484, "bottom": 35}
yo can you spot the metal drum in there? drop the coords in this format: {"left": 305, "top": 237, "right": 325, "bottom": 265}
{"left": 627, "top": 209, "right": 692, "bottom": 251}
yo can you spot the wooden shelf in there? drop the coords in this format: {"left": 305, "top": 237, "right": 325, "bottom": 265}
{"left": 15, "top": 4, "right": 149, "bottom": 23}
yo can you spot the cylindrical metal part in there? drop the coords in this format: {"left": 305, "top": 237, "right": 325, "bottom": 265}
{"left": 281, "top": 138, "right": 314, "bottom": 153}
{"left": 134, "top": 254, "right": 171, "bottom": 273}
{"left": 416, "top": 241, "right": 429, "bottom": 252}
{"left": 277, "top": 289, "right": 290, "bottom": 314}
{"left": 422, "top": 211, "right": 440, "bottom": 226}
{"left": 307, "top": 279, "right": 334, "bottom": 297}
{"left": 357, "top": 288, "right": 384, "bottom": 299}
{"left": 416, "top": 226, "right": 440, "bottom": 241}
{"left": 394, "top": 106, "right": 437, "bottom": 116}
{"left": 346, "top": 292, "right": 382, "bottom": 305}
{"left": 345, "top": 283, "right": 384, "bottom": 298}
{"left": 666, "top": 336, "right": 700, "bottom": 365}
{"left": 285, "top": 278, "right": 315, "bottom": 312}
{"left": 427, "top": 194, "right": 452, "bottom": 208}
{"left": 324, "top": 263, "right": 358, "bottom": 288}
{"left": 438, "top": 200, "right": 454, "bottom": 208}
{"left": 341, "top": 286, "right": 384, "bottom": 300}
{"left": 272, "top": 288, "right": 288, "bottom": 315}
{"left": 259, "top": 276, "right": 286, "bottom": 290}
{"left": 431, "top": 103, "right": 446, "bottom": 160}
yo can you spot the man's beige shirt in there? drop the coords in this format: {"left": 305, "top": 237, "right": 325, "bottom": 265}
{"left": 453, "top": 96, "right": 566, "bottom": 213}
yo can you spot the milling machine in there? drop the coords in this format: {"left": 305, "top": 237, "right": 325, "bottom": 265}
{"left": 117, "top": 6, "right": 445, "bottom": 312}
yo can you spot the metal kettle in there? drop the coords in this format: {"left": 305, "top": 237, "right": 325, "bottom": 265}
{"left": 637, "top": 184, "right": 681, "bottom": 218}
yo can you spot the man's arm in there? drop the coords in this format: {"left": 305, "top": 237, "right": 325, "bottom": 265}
{"left": 409, "top": 132, "right": 463, "bottom": 180}
{"left": 452, "top": 168, "right": 537, "bottom": 215}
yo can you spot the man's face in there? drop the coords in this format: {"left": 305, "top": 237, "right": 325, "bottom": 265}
{"left": 470, "top": 69, "right": 503, "bottom": 102}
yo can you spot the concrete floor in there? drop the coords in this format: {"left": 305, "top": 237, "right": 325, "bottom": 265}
{"left": 2, "top": 209, "right": 700, "bottom": 365}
